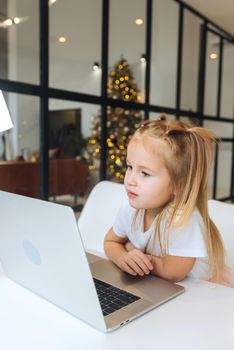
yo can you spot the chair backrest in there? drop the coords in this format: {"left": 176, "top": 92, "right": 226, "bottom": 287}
{"left": 208, "top": 199, "right": 234, "bottom": 271}
{"left": 78, "top": 181, "right": 126, "bottom": 255}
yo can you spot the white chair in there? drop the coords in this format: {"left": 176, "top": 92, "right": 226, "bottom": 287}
{"left": 78, "top": 181, "right": 126, "bottom": 255}
{"left": 208, "top": 199, "right": 234, "bottom": 272}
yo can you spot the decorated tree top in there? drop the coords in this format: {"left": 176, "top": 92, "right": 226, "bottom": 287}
{"left": 107, "top": 58, "right": 141, "bottom": 102}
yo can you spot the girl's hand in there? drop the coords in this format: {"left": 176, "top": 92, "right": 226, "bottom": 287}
{"left": 117, "top": 249, "right": 153, "bottom": 276}
{"left": 124, "top": 240, "right": 136, "bottom": 252}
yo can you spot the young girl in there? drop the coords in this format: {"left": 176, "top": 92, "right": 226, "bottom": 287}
{"left": 104, "top": 115, "right": 230, "bottom": 285}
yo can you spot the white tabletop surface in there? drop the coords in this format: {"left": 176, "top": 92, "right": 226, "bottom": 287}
{"left": 0, "top": 262, "right": 234, "bottom": 350}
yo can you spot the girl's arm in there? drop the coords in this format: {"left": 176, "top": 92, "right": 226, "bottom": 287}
{"left": 148, "top": 255, "right": 196, "bottom": 282}
{"left": 104, "top": 228, "right": 153, "bottom": 276}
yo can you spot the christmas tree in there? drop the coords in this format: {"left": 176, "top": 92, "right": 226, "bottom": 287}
{"left": 86, "top": 57, "right": 144, "bottom": 182}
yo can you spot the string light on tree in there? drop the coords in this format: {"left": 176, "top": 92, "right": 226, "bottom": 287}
{"left": 86, "top": 57, "right": 143, "bottom": 182}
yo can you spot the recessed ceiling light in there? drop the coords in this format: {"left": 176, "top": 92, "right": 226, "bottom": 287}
{"left": 13, "top": 17, "right": 20, "bottom": 24}
{"left": 135, "top": 18, "right": 144, "bottom": 25}
{"left": 210, "top": 53, "right": 217, "bottom": 60}
{"left": 58, "top": 36, "right": 66, "bottom": 43}
{"left": 140, "top": 54, "right": 146, "bottom": 63}
{"left": 48, "top": 0, "right": 57, "bottom": 6}
{"left": 5, "top": 18, "right": 13, "bottom": 26}
{"left": 93, "top": 62, "right": 100, "bottom": 71}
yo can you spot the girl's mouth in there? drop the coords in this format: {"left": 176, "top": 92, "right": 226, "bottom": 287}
{"left": 127, "top": 191, "right": 138, "bottom": 199}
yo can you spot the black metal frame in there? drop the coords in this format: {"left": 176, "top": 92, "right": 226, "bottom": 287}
{"left": 0, "top": 0, "right": 234, "bottom": 201}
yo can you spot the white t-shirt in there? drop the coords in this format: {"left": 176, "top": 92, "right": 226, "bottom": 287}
{"left": 113, "top": 200, "right": 212, "bottom": 280}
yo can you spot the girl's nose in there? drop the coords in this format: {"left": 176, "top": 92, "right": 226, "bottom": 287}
{"left": 125, "top": 171, "right": 137, "bottom": 186}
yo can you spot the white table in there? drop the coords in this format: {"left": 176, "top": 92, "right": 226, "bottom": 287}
{"left": 0, "top": 262, "right": 234, "bottom": 350}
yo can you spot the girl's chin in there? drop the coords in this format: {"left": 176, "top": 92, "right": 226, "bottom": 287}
{"left": 128, "top": 199, "right": 142, "bottom": 209}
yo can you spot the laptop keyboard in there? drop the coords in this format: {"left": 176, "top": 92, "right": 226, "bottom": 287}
{"left": 93, "top": 278, "right": 141, "bottom": 316}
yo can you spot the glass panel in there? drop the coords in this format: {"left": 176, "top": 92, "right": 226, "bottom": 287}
{"left": 204, "top": 119, "right": 233, "bottom": 139}
{"left": 48, "top": 99, "right": 100, "bottom": 210}
{"left": 150, "top": 0, "right": 179, "bottom": 108}
{"left": 217, "top": 142, "right": 232, "bottom": 199}
{"left": 204, "top": 32, "right": 219, "bottom": 116}
{"left": 49, "top": 0, "right": 102, "bottom": 95}
{"left": 179, "top": 115, "right": 201, "bottom": 126}
{"left": 202, "top": 120, "right": 233, "bottom": 199}
{"left": 221, "top": 43, "right": 234, "bottom": 118}
{"left": 0, "top": 91, "right": 40, "bottom": 197}
{"left": 208, "top": 153, "right": 214, "bottom": 199}
{"left": 109, "top": 0, "right": 146, "bottom": 103}
{"left": 0, "top": 0, "right": 39, "bottom": 83}
{"left": 180, "top": 10, "right": 201, "bottom": 112}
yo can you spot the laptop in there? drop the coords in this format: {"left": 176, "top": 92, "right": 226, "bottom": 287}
{"left": 0, "top": 191, "right": 184, "bottom": 332}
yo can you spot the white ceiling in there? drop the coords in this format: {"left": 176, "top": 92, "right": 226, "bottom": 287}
{"left": 183, "top": 0, "right": 234, "bottom": 36}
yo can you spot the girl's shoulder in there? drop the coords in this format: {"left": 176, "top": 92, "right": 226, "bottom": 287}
{"left": 116, "top": 197, "right": 136, "bottom": 218}
{"left": 167, "top": 206, "right": 204, "bottom": 230}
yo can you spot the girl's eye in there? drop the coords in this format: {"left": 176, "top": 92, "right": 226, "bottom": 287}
{"left": 141, "top": 171, "right": 150, "bottom": 177}
{"left": 126, "top": 164, "right": 132, "bottom": 170}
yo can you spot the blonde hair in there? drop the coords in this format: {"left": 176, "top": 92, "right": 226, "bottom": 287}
{"left": 131, "top": 115, "right": 225, "bottom": 278}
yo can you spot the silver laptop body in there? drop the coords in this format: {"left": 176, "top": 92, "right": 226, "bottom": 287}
{"left": 0, "top": 191, "right": 184, "bottom": 332}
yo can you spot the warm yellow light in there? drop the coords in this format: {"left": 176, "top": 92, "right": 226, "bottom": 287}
{"left": 125, "top": 76, "right": 129, "bottom": 80}
{"left": 111, "top": 155, "right": 115, "bottom": 160}
{"left": 95, "top": 148, "right": 100, "bottom": 153}
{"left": 210, "top": 53, "right": 217, "bottom": 60}
{"left": 125, "top": 95, "right": 130, "bottom": 100}
{"left": 89, "top": 139, "right": 96, "bottom": 145}
{"left": 115, "top": 80, "right": 120, "bottom": 84}
{"left": 118, "top": 64, "right": 123, "bottom": 69}
{"left": 58, "top": 36, "right": 66, "bottom": 43}
{"left": 135, "top": 18, "right": 144, "bottom": 25}
{"left": 49, "top": 0, "right": 57, "bottom": 5}
{"left": 5, "top": 19, "right": 13, "bottom": 26}
{"left": 13, "top": 17, "right": 20, "bottom": 24}
{"left": 115, "top": 157, "right": 121, "bottom": 165}
{"left": 120, "top": 77, "right": 124, "bottom": 82}
{"left": 137, "top": 95, "right": 141, "bottom": 101}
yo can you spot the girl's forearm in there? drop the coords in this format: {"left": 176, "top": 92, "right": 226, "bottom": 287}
{"left": 149, "top": 255, "right": 185, "bottom": 282}
{"left": 104, "top": 241, "right": 127, "bottom": 267}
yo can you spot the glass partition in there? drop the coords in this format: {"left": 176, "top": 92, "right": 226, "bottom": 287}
{"left": 204, "top": 32, "right": 219, "bottom": 116}
{"left": 221, "top": 43, "right": 234, "bottom": 118}
{"left": 109, "top": 0, "right": 146, "bottom": 103}
{"left": 180, "top": 10, "right": 201, "bottom": 112}
{"left": 216, "top": 142, "right": 232, "bottom": 198}
{"left": 49, "top": 0, "right": 102, "bottom": 95}
{"left": 48, "top": 98, "right": 101, "bottom": 210}
{"left": 150, "top": 0, "right": 179, "bottom": 108}
{"left": 0, "top": 0, "right": 39, "bottom": 84}
{"left": 0, "top": 91, "right": 40, "bottom": 197}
